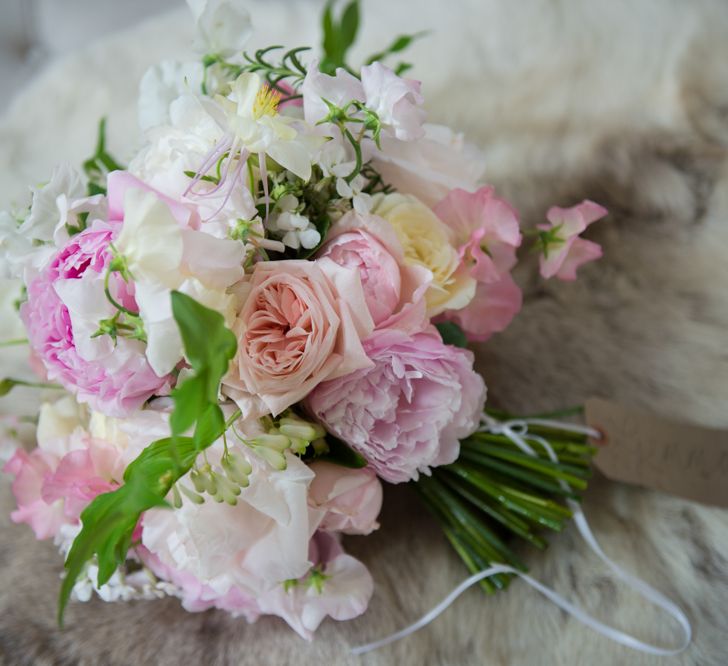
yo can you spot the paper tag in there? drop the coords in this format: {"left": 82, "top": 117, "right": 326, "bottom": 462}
{"left": 585, "top": 398, "right": 728, "bottom": 508}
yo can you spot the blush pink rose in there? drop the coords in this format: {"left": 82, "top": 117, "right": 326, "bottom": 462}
{"left": 538, "top": 200, "right": 607, "bottom": 280}
{"left": 223, "top": 259, "right": 374, "bottom": 418}
{"left": 316, "top": 210, "right": 431, "bottom": 333}
{"left": 308, "top": 462, "right": 383, "bottom": 535}
{"left": 21, "top": 219, "right": 172, "bottom": 417}
{"left": 307, "top": 327, "right": 486, "bottom": 483}
{"left": 434, "top": 186, "right": 523, "bottom": 341}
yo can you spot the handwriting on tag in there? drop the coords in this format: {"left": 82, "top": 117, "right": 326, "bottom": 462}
{"left": 585, "top": 398, "right": 728, "bottom": 508}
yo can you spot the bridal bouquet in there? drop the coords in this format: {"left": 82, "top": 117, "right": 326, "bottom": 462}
{"left": 0, "top": 0, "right": 606, "bottom": 640}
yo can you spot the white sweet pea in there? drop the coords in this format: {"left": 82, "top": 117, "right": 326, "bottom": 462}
{"left": 22, "top": 162, "right": 86, "bottom": 244}
{"left": 264, "top": 194, "right": 321, "bottom": 250}
{"left": 0, "top": 211, "right": 35, "bottom": 279}
{"left": 301, "top": 60, "right": 364, "bottom": 126}
{"left": 138, "top": 60, "right": 205, "bottom": 131}
{"left": 360, "top": 62, "right": 425, "bottom": 141}
{"left": 186, "top": 0, "right": 253, "bottom": 57}
{"left": 115, "top": 188, "right": 185, "bottom": 288}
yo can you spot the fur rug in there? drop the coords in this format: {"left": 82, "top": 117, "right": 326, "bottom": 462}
{"left": 1, "top": 1, "right": 727, "bottom": 664}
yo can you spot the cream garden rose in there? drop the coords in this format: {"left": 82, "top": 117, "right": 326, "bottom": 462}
{"left": 372, "top": 193, "right": 475, "bottom": 316}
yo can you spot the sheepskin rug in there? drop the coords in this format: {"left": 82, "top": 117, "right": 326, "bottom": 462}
{"left": 1, "top": 1, "right": 727, "bottom": 664}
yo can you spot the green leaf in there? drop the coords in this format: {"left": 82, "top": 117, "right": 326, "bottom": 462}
{"left": 435, "top": 321, "right": 468, "bottom": 348}
{"left": 0, "top": 377, "right": 62, "bottom": 396}
{"left": 58, "top": 292, "right": 238, "bottom": 625}
{"left": 320, "top": 0, "right": 360, "bottom": 74}
{"left": 364, "top": 31, "right": 427, "bottom": 66}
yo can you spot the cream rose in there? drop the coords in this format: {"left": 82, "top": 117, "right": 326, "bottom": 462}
{"left": 223, "top": 259, "right": 374, "bottom": 418}
{"left": 372, "top": 193, "right": 475, "bottom": 316}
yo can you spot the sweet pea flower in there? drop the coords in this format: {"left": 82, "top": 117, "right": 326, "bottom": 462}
{"left": 3, "top": 396, "right": 122, "bottom": 540}
{"left": 223, "top": 259, "right": 374, "bottom": 418}
{"left": 301, "top": 62, "right": 364, "bottom": 127}
{"left": 538, "top": 200, "right": 608, "bottom": 280}
{"left": 308, "top": 462, "right": 383, "bottom": 535}
{"left": 434, "top": 186, "right": 523, "bottom": 341}
{"left": 186, "top": 0, "right": 253, "bottom": 57}
{"left": 308, "top": 327, "right": 486, "bottom": 483}
{"left": 373, "top": 193, "right": 475, "bottom": 317}
{"left": 109, "top": 171, "right": 245, "bottom": 376}
{"left": 142, "top": 447, "right": 322, "bottom": 600}
{"left": 256, "top": 531, "right": 374, "bottom": 640}
{"left": 138, "top": 60, "right": 205, "bottom": 131}
{"left": 316, "top": 209, "right": 431, "bottom": 333}
{"left": 360, "top": 62, "right": 425, "bottom": 141}
{"left": 372, "top": 124, "right": 487, "bottom": 208}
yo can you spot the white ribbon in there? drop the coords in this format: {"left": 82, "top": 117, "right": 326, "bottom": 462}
{"left": 351, "top": 415, "right": 692, "bottom": 657}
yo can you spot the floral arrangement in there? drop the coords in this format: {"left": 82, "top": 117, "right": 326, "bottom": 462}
{"left": 0, "top": 0, "right": 607, "bottom": 641}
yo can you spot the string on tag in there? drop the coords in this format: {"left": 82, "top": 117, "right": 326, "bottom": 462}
{"left": 351, "top": 414, "right": 692, "bottom": 657}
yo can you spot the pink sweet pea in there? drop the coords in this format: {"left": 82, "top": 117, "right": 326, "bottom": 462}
{"left": 307, "top": 327, "right": 486, "bottom": 483}
{"left": 3, "top": 430, "right": 122, "bottom": 540}
{"left": 360, "top": 62, "right": 425, "bottom": 141}
{"left": 434, "top": 186, "right": 523, "bottom": 341}
{"left": 308, "top": 462, "right": 383, "bottom": 535}
{"left": 538, "top": 200, "right": 607, "bottom": 281}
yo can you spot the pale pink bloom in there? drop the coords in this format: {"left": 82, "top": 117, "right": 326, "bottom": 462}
{"left": 360, "top": 62, "right": 425, "bottom": 141}
{"left": 433, "top": 186, "right": 523, "bottom": 341}
{"left": 538, "top": 200, "right": 607, "bottom": 281}
{"left": 142, "top": 450, "right": 322, "bottom": 598}
{"left": 372, "top": 124, "right": 487, "bottom": 208}
{"left": 223, "top": 259, "right": 374, "bottom": 418}
{"left": 317, "top": 210, "right": 431, "bottom": 333}
{"left": 3, "top": 448, "right": 65, "bottom": 539}
{"left": 3, "top": 428, "right": 122, "bottom": 540}
{"left": 308, "top": 327, "right": 486, "bottom": 483}
{"left": 21, "top": 219, "right": 173, "bottom": 417}
{"left": 257, "top": 531, "right": 373, "bottom": 640}
{"left": 438, "top": 273, "right": 523, "bottom": 343}
{"left": 301, "top": 61, "right": 364, "bottom": 126}
{"left": 308, "top": 462, "right": 382, "bottom": 535}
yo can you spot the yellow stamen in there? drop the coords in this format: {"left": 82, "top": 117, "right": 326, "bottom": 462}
{"left": 253, "top": 84, "right": 281, "bottom": 119}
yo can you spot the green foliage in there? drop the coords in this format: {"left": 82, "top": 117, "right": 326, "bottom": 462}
{"left": 0, "top": 377, "right": 61, "bottom": 396}
{"left": 58, "top": 291, "right": 238, "bottom": 625}
{"left": 416, "top": 413, "right": 596, "bottom": 593}
{"left": 320, "top": 0, "right": 360, "bottom": 74}
{"left": 364, "top": 31, "right": 427, "bottom": 67}
{"left": 81, "top": 118, "right": 124, "bottom": 199}
{"left": 435, "top": 321, "right": 468, "bottom": 349}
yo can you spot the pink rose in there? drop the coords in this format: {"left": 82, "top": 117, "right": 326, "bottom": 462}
{"left": 308, "top": 462, "right": 383, "bottom": 535}
{"left": 307, "top": 328, "right": 486, "bottom": 483}
{"left": 434, "top": 186, "right": 523, "bottom": 341}
{"left": 223, "top": 259, "right": 374, "bottom": 418}
{"left": 21, "top": 219, "right": 172, "bottom": 417}
{"left": 538, "top": 200, "right": 607, "bottom": 280}
{"left": 317, "top": 210, "right": 431, "bottom": 333}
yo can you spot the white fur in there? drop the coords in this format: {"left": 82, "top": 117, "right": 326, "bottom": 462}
{"left": 1, "top": 1, "right": 728, "bottom": 664}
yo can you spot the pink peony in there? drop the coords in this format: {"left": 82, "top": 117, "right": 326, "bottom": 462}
{"left": 434, "top": 186, "right": 523, "bottom": 341}
{"left": 316, "top": 210, "right": 431, "bottom": 333}
{"left": 21, "top": 219, "right": 172, "bottom": 417}
{"left": 307, "top": 327, "right": 486, "bottom": 483}
{"left": 223, "top": 259, "right": 374, "bottom": 418}
{"left": 308, "top": 462, "right": 383, "bottom": 535}
{"left": 538, "top": 200, "right": 607, "bottom": 280}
